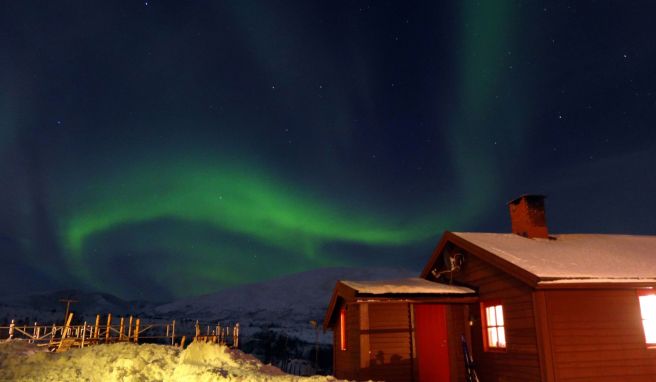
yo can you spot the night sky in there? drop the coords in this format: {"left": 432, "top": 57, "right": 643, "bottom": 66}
{"left": 2, "top": 1, "right": 656, "bottom": 301}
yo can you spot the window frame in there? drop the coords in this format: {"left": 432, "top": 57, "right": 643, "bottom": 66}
{"left": 339, "top": 306, "right": 347, "bottom": 351}
{"left": 637, "top": 290, "right": 656, "bottom": 348}
{"left": 480, "top": 300, "right": 507, "bottom": 352}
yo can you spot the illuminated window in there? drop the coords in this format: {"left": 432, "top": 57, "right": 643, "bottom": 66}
{"left": 339, "top": 307, "right": 347, "bottom": 351}
{"left": 482, "top": 302, "right": 506, "bottom": 350}
{"left": 638, "top": 292, "right": 656, "bottom": 345}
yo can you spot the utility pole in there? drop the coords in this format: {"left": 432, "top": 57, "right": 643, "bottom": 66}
{"left": 59, "top": 298, "right": 78, "bottom": 323}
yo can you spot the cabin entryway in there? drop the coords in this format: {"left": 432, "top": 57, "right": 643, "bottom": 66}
{"left": 414, "top": 304, "right": 450, "bottom": 382}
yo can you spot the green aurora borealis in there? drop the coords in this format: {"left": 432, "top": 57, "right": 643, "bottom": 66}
{"left": 57, "top": 158, "right": 439, "bottom": 296}
{"left": 53, "top": 2, "right": 515, "bottom": 299}
{"left": 3, "top": 1, "right": 656, "bottom": 300}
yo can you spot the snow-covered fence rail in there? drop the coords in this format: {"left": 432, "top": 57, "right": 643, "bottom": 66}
{"left": 0, "top": 313, "right": 240, "bottom": 352}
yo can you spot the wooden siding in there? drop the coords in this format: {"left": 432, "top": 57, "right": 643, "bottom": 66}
{"left": 361, "top": 302, "right": 414, "bottom": 382}
{"left": 543, "top": 289, "right": 656, "bottom": 381}
{"left": 454, "top": 253, "right": 542, "bottom": 381}
{"left": 447, "top": 304, "right": 467, "bottom": 382}
{"left": 333, "top": 303, "right": 361, "bottom": 380}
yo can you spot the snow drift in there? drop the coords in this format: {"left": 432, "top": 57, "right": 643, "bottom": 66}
{"left": 0, "top": 340, "right": 344, "bottom": 382}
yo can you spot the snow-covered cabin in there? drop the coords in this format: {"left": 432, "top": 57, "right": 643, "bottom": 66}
{"left": 324, "top": 194, "right": 656, "bottom": 381}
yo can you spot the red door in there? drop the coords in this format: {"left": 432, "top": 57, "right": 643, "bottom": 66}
{"left": 414, "top": 304, "right": 450, "bottom": 382}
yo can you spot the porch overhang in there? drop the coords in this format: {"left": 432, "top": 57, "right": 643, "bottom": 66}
{"left": 323, "top": 277, "right": 477, "bottom": 330}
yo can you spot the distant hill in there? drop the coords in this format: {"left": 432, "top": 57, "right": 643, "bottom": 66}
{"left": 0, "top": 289, "right": 155, "bottom": 324}
{"left": 152, "top": 267, "right": 416, "bottom": 343}
{"left": 155, "top": 267, "right": 415, "bottom": 318}
{"left": 0, "top": 267, "right": 415, "bottom": 343}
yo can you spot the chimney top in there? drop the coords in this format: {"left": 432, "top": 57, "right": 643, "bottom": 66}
{"left": 507, "top": 194, "right": 546, "bottom": 206}
{"left": 507, "top": 194, "right": 549, "bottom": 239}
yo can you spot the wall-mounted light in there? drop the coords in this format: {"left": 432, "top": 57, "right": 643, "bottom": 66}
{"left": 468, "top": 314, "right": 477, "bottom": 327}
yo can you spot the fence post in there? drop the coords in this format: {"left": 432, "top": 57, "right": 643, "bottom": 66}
{"left": 31, "top": 322, "right": 38, "bottom": 343}
{"left": 171, "top": 320, "right": 176, "bottom": 346}
{"left": 50, "top": 323, "right": 56, "bottom": 345}
{"left": 233, "top": 323, "right": 239, "bottom": 348}
{"left": 133, "top": 318, "right": 140, "bottom": 343}
{"left": 105, "top": 314, "right": 112, "bottom": 344}
{"left": 127, "top": 316, "right": 133, "bottom": 340}
{"left": 57, "top": 312, "right": 74, "bottom": 352}
{"left": 179, "top": 335, "right": 186, "bottom": 348}
{"left": 8, "top": 320, "right": 15, "bottom": 340}
{"left": 195, "top": 320, "right": 200, "bottom": 339}
{"left": 81, "top": 322, "right": 87, "bottom": 348}
{"left": 94, "top": 314, "right": 101, "bottom": 343}
{"left": 119, "top": 317, "right": 125, "bottom": 341}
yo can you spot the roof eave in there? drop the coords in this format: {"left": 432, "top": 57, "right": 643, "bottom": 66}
{"left": 354, "top": 295, "right": 479, "bottom": 304}
{"left": 322, "top": 281, "right": 357, "bottom": 331}
{"left": 536, "top": 280, "right": 656, "bottom": 290}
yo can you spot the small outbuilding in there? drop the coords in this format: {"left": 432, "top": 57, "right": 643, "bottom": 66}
{"left": 324, "top": 195, "right": 656, "bottom": 381}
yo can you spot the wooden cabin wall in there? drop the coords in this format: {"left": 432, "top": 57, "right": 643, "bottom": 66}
{"left": 539, "top": 289, "right": 656, "bottom": 381}
{"left": 360, "top": 302, "right": 414, "bottom": 382}
{"left": 333, "top": 303, "right": 361, "bottom": 380}
{"left": 446, "top": 304, "right": 467, "bottom": 382}
{"left": 455, "top": 254, "right": 542, "bottom": 381}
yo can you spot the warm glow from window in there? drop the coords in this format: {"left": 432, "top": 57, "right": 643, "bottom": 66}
{"left": 339, "top": 307, "right": 347, "bottom": 351}
{"left": 483, "top": 303, "right": 506, "bottom": 350}
{"left": 639, "top": 293, "right": 656, "bottom": 344}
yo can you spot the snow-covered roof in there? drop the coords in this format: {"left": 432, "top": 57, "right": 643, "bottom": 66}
{"left": 341, "top": 277, "right": 475, "bottom": 295}
{"left": 453, "top": 232, "right": 656, "bottom": 280}
{"left": 539, "top": 278, "right": 656, "bottom": 285}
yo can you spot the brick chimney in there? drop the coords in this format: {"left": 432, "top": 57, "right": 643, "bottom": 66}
{"left": 507, "top": 194, "right": 548, "bottom": 239}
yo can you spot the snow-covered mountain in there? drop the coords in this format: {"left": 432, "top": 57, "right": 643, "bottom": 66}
{"left": 1, "top": 267, "right": 415, "bottom": 338}
{"left": 0, "top": 289, "right": 155, "bottom": 325}
{"left": 156, "top": 267, "right": 414, "bottom": 318}
{"left": 151, "top": 267, "right": 416, "bottom": 343}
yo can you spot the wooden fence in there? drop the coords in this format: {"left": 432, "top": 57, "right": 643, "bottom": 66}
{"left": 0, "top": 313, "right": 239, "bottom": 353}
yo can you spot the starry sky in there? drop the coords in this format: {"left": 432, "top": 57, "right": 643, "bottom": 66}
{"left": 2, "top": 1, "right": 656, "bottom": 301}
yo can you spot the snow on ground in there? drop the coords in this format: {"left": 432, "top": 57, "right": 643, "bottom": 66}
{"left": 0, "top": 340, "right": 345, "bottom": 382}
